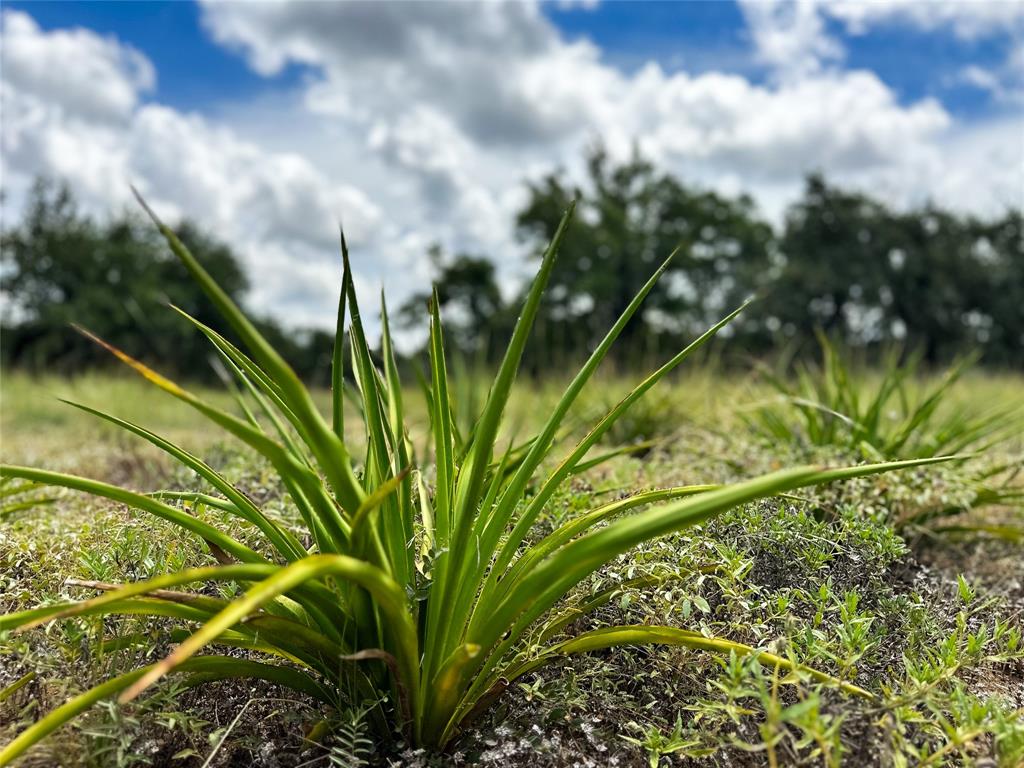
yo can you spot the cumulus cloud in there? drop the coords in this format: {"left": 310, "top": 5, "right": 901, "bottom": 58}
{"left": 826, "top": 0, "right": 1024, "bottom": 40}
{"left": 1, "top": 11, "right": 153, "bottom": 124}
{"left": 1, "top": 9, "right": 382, "bottom": 328}
{"left": 198, "top": 1, "right": 966, "bottom": 216}
{"left": 739, "top": 1, "right": 842, "bottom": 78}
{"left": 739, "top": 0, "right": 1024, "bottom": 79}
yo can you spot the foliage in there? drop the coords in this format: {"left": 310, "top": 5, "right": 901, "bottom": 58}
{"left": 747, "top": 334, "right": 1018, "bottom": 461}
{"left": 515, "top": 146, "right": 773, "bottom": 365}
{"left": 398, "top": 245, "right": 508, "bottom": 360}
{"left": 761, "top": 175, "right": 1024, "bottom": 365}
{"left": 745, "top": 334, "right": 1023, "bottom": 539}
{"left": 0, "top": 180, "right": 337, "bottom": 384}
{"left": 0, "top": 192, "right": 959, "bottom": 764}
{"left": 400, "top": 159, "right": 1024, "bottom": 369}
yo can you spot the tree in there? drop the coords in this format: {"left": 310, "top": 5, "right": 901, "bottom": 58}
{"left": 515, "top": 146, "right": 774, "bottom": 363}
{"left": 762, "top": 175, "right": 896, "bottom": 348}
{"left": 764, "top": 175, "right": 1024, "bottom": 365}
{"left": 0, "top": 179, "right": 342, "bottom": 381}
{"left": 970, "top": 210, "right": 1024, "bottom": 365}
{"left": 1, "top": 180, "right": 248, "bottom": 376}
{"left": 398, "top": 245, "right": 508, "bottom": 360}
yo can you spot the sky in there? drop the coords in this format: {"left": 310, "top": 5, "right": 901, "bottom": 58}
{"left": 2, "top": 0, "right": 1022, "bottom": 334}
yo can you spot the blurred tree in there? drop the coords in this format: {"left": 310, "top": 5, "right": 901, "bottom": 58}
{"left": 970, "top": 210, "right": 1024, "bottom": 366}
{"left": 764, "top": 175, "right": 1023, "bottom": 365}
{"left": 515, "top": 146, "right": 774, "bottom": 363}
{"left": 0, "top": 179, "right": 336, "bottom": 381}
{"left": 398, "top": 244, "right": 508, "bottom": 359}
{"left": 761, "top": 175, "right": 895, "bottom": 346}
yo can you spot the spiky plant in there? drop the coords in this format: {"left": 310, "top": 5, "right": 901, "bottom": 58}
{"left": 746, "top": 333, "right": 1016, "bottom": 461}
{"left": 744, "top": 334, "right": 1022, "bottom": 539}
{"left": 0, "top": 196, "right": 956, "bottom": 763}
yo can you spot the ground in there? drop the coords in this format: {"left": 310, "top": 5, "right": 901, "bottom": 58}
{"left": 1, "top": 370, "right": 1022, "bottom": 767}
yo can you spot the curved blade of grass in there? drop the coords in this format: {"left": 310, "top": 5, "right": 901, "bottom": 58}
{"left": 72, "top": 328, "right": 349, "bottom": 549}
{"left": 2, "top": 562, "right": 349, "bottom": 652}
{"left": 490, "top": 457, "right": 961, "bottom": 651}
{"left": 426, "top": 289, "right": 455, "bottom": 548}
{"left": 493, "top": 300, "right": 750, "bottom": 577}
{"left": 3, "top": 564, "right": 273, "bottom": 632}
{"left": 0, "top": 656, "right": 331, "bottom": 766}
{"left": 501, "top": 624, "right": 871, "bottom": 696}
{"left": 0, "top": 496, "right": 58, "bottom": 520}
{"left": 118, "top": 554, "right": 418, "bottom": 723}
{"left": 60, "top": 399, "right": 305, "bottom": 561}
{"left": 569, "top": 441, "right": 659, "bottom": 475}
{"left": 0, "top": 673, "right": 35, "bottom": 703}
{"left": 380, "top": 291, "right": 415, "bottom": 582}
{"left": 132, "top": 187, "right": 364, "bottom": 514}
{"left": 350, "top": 467, "right": 412, "bottom": 537}
{"left": 181, "top": 310, "right": 317, "bottom": 468}
{"left": 425, "top": 203, "right": 575, "bottom": 694}
{"left": 435, "top": 455, "right": 958, "bottom": 741}
{"left": 534, "top": 573, "right": 674, "bottom": 643}
{"left": 500, "top": 485, "right": 717, "bottom": 592}
{"left": 482, "top": 249, "right": 676, "bottom": 545}
{"left": 0, "top": 466, "right": 264, "bottom": 564}
{"left": 333, "top": 228, "right": 350, "bottom": 439}
{"left": 2, "top": 598, "right": 218, "bottom": 636}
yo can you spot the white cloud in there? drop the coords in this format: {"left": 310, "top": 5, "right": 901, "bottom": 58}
{"left": 740, "top": 1, "right": 843, "bottom": 79}
{"left": 1, "top": 11, "right": 153, "bottom": 124}
{"left": 199, "top": 1, "right": 958, "bottom": 187}
{"left": 826, "top": 0, "right": 1024, "bottom": 40}
{"left": 954, "top": 44, "right": 1024, "bottom": 105}
{"left": 2, "top": 3, "right": 1021, "bottom": 340}
{"left": 1, "top": 9, "right": 382, "bottom": 330}
{"left": 738, "top": 0, "right": 1024, "bottom": 79}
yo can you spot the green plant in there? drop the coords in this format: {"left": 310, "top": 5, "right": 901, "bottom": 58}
{"left": 0, "top": 194, "right": 956, "bottom": 764}
{"left": 747, "top": 334, "right": 1015, "bottom": 461}
{"left": 587, "top": 384, "right": 683, "bottom": 457}
{"left": 746, "top": 335, "right": 1022, "bottom": 539}
{"left": 622, "top": 714, "right": 708, "bottom": 766}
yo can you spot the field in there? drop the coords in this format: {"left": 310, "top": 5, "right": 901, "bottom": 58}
{"left": 2, "top": 366, "right": 1022, "bottom": 768}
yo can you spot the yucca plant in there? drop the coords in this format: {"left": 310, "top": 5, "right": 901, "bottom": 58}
{"left": 744, "top": 334, "right": 1022, "bottom": 539}
{"left": 0, "top": 194, "right": 956, "bottom": 764}
{"left": 746, "top": 333, "right": 1016, "bottom": 461}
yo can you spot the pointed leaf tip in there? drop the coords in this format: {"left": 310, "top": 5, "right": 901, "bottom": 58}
{"left": 129, "top": 185, "right": 164, "bottom": 228}
{"left": 338, "top": 224, "right": 350, "bottom": 262}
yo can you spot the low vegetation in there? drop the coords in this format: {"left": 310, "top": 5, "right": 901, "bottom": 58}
{"left": 1, "top": 197, "right": 1022, "bottom": 767}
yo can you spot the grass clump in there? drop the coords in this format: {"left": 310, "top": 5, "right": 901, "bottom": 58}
{"left": 746, "top": 334, "right": 1016, "bottom": 461}
{"left": 745, "top": 334, "right": 1023, "bottom": 541}
{"left": 0, "top": 193, "right": 959, "bottom": 764}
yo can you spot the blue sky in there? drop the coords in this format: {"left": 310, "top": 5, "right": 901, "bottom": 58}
{"left": 5, "top": 1, "right": 308, "bottom": 110}
{"left": 11, "top": 1, "right": 1017, "bottom": 118}
{"left": 3, "top": 1, "right": 1021, "bottom": 329}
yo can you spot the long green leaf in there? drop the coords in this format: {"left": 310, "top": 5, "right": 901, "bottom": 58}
{"left": 0, "top": 657, "right": 331, "bottom": 766}
{"left": 132, "top": 188, "right": 365, "bottom": 515}
{"left": 502, "top": 624, "right": 872, "bottom": 697}
{"left": 59, "top": 399, "right": 305, "bottom": 561}
{"left": 0, "top": 466, "right": 264, "bottom": 564}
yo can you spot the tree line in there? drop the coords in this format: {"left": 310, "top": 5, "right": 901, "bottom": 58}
{"left": 2, "top": 153, "right": 1021, "bottom": 383}
{"left": 405, "top": 149, "right": 1022, "bottom": 369}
